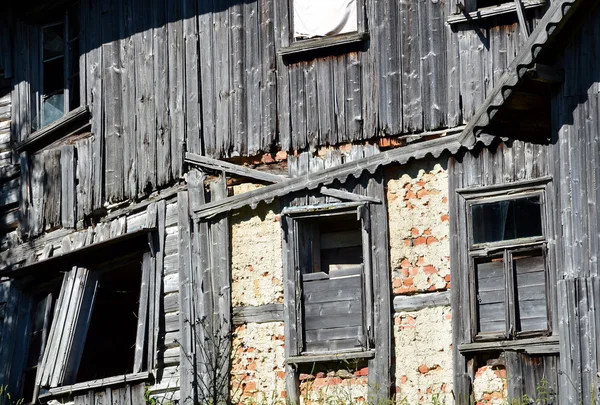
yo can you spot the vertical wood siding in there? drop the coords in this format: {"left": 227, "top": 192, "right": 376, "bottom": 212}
{"left": 6, "top": 0, "right": 545, "bottom": 225}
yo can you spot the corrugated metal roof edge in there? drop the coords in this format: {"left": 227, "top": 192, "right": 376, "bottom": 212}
{"left": 458, "top": 0, "right": 581, "bottom": 147}
{"left": 193, "top": 133, "right": 475, "bottom": 219}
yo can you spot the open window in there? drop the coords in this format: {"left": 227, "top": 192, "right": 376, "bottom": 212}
{"left": 9, "top": 231, "right": 157, "bottom": 403}
{"left": 448, "top": 0, "right": 547, "bottom": 25}
{"left": 466, "top": 191, "right": 551, "bottom": 342}
{"left": 282, "top": 202, "right": 374, "bottom": 359}
{"left": 32, "top": 3, "right": 80, "bottom": 132}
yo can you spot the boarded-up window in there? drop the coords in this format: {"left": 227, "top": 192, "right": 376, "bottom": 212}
{"left": 283, "top": 204, "right": 374, "bottom": 357}
{"left": 469, "top": 192, "right": 550, "bottom": 341}
{"left": 293, "top": 0, "right": 358, "bottom": 39}
{"left": 298, "top": 214, "right": 365, "bottom": 353}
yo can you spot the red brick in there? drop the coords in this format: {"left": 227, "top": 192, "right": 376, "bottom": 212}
{"left": 275, "top": 151, "right": 288, "bottom": 161}
{"left": 403, "top": 278, "right": 414, "bottom": 286}
{"left": 413, "top": 237, "right": 427, "bottom": 246}
{"left": 410, "top": 228, "right": 420, "bottom": 236}
{"left": 441, "top": 214, "right": 450, "bottom": 222}
{"left": 261, "top": 153, "right": 275, "bottom": 164}
{"left": 418, "top": 364, "right": 429, "bottom": 374}
{"left": 358, "top": 367, "right": 369, "bottom": 376}
{"left": 426, "top": 236, "right": 439, "bottom": 245}
{"left": 424, "top": 265, "right": 437, "bottom": 275}
{"left": 405, "top": 190, "right": 417, "bottom": 200}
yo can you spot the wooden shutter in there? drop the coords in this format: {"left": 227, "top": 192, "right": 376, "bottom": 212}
{"left": 474, "top": 257, "right": 506, "bottom": 336}
{"left": 512, "top": 250, "right": 548, "bottom": 333}
{"left": 36, "top": 267, "right": 99, "bottom": 388}
{"left": 302, "top": 265, "right": 364, "bottom": 353}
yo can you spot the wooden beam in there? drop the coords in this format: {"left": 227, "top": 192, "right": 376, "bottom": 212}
{"left": 41, "top": 372, "right": 150, "bottom": 397}
{"left": 185, "top": 152, "right": 286, "bottom": 184}
{"left": 525, "top": 64, "right": 565, "bottom": 84}
{"left": 232, "top": 304, "right": 284, "bottom": 325}
{"left": 447, "top": 0, "right": 546, "bottom": 24}
{"left": 514, "top": 0, "right": 530, "bottom": 38}
{"left": 319, "top": 187, "right": 382, "bottom": 204}
{"left": 15, "top": 105, "right": 90, "bottom": 153}
{"left": 193, "top": 134, "right": 462, "bottom": 219}
{"left": 277, "top": 32, "right": 369, "bottom": 57}
{"left": 286, "top": 350, "right": 375, "bottom": 365}
{"left": 393, "top": 291, "right": 451, "bottom": 312}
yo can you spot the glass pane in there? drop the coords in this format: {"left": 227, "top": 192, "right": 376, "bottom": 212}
{"left": 514, "top": 250, "right": 548, "bottom": 333}
{"left": 475, "top": 257, "right": 506, "bottom": 335}
{"left": 472, "top": 195, "right": 543, "bottom": 244}
{"left": 43, "top": 23, "right": 65, "bottom": 60}
{"left": 42, "top": 93, "right": 65, "bottom": 127}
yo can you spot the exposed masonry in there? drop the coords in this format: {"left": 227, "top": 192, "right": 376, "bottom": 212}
{"left": 472, "top": 365, "right": 507, "bottom": 405}
{"left": 231, "top": 322, "right": 287, "bottom": 404}
{"left": 231, "top": 184, "right": 284, "bottom": 307}
{"left": 394, "top": 306, "right": 453, "bottom": 404}
{"left": 386, "top": 163, "right": 451, "bottom": 294}
{"left": 230, "top": 160, "right": 455, "bottom": 404}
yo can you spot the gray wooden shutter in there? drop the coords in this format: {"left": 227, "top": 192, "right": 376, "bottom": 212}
{"left": 36, "top": 267, "right": 98, "bottom": 388}
{"left": 302, "top": 265, "right": 364, "bottom": 353}
{"left": 474, "top": 257, "right": 506, "bottom": 336}
{"left": 512, "top": 250, "right": 547, "bottom": 333}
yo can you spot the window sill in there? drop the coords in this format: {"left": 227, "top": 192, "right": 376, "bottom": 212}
{"left": 16, "top": 105, "right": 90, "bottom": 153}
{"left": 287, "top": 349, "right": 375, "bottom": 365}
{"left": 447, "top": 0, "right": 547, "bottom": 25}
{"left": 458, "top": 335, "right": 559, "bottom": 354}
{"left": 278, "top": 32, "right": 369, "bottom": 58}
{"left": 39, "top": 371, "right": 151, "bottom": 398}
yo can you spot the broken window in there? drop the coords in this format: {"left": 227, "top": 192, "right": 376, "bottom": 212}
{"left": 11, "top": 234, "right": 158, "bottom": 401}
{"left": 293, "top": 0, "right": 358, "bottom": 40}
{"left": 32, "top": 4, "right": 80, "bottom": 131}
{"left": 468, "top": 192, "right": 550, "bottom": 341}
{"left": 283, "top": 203, "right": 374, "bottom": 356}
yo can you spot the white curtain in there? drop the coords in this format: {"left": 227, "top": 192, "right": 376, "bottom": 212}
{"left": 294, "top": 0, "right": 357, "bottom": 39}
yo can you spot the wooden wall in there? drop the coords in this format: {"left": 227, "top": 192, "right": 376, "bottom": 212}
{"left": 4, "top": 0, "right": 548, "bottom": 212}
{"left": 548, "top": 5, "right": 600, "bottom": 403}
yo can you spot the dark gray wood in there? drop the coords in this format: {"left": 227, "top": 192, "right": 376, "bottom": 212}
{"left": 177, "top": 191, "right": 194, "bottom": 405}
{"left": 393, "top": 291, "right": 451, "bottom": 312}
{"left": 60, "top": 145, "right": 76, "bottom": 228}
{"left": 185, "top": 152, "right": 286, "bottom": 183}
{"left": 232, "top": 304, "right": 284, "bottom": 325}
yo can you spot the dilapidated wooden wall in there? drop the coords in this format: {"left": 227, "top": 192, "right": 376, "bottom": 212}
{"left": 3, "top": 0, "right": 550, "bottom": 216}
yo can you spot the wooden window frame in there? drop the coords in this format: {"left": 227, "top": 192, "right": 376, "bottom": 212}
{"left": 31, "top": 5, "right": 80, "bottom": 134}
{"left": 278, "top": 0, "right": 368, "bottom": 57}
{"left": 282, "top": 202, "right": 374, "bottom": 360}
{"left": 459, "top": 180, "right": 552, "bottom": 344}
{"left": 25, "top": 241, "right": 155, "bottom": 402}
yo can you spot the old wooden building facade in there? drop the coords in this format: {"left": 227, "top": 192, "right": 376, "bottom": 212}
{"left": 0, "top": 0, "right": 598, "bottom": 403}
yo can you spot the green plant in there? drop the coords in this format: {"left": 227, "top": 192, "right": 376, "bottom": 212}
{"left": 0, "top": 385, "right": 24, "bottom": 405}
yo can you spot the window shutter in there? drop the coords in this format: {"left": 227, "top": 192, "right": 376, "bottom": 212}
{"left": 475, "top": 258, "right": 506, "bottom": 335}
{"left": 513, "top": 250, "right": 547, "bottom": 333}
{"left": 302, "top": 264, "right": 364, "bottom": 353}
{"left": 36, "top": 267, "right": 98, "bottom": 388}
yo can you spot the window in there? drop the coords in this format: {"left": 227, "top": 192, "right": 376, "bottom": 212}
{"left": 32, "top": 4, "right": 80, "bottom": 132}
{"left": 447, "top": 0, "right": 547, "bottom": 25}
{"left": 279, "top": 0, "right": 368, "bottom": 56}
{"left": 293, "top": 0, "right": 358, "bottom": 40}
{"left": 282, "top": 203, "right": 374, "bottom": 357}
{"left": 12, "top": 231, "right": 157, "bottom": 402}
{"left": 466, "top": 192, "right": 550, "bottom": 341}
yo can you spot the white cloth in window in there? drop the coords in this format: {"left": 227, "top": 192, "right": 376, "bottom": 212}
{"left": 293, "top": 0, "right": 358, "bottom": 39}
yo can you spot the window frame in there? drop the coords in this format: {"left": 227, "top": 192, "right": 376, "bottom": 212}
{"left": 32, "top": 4, "right": 80, "bottom": 133}
{"left": 459, "top": 180, "right": 553, "bottom": 344}
{"left": 12, "top": 231, "right": 157, "bottom": 402}
{"left": 278, "top": 0, "right": 368, "bottom": 57}
{"left": 282, "top": 202, "right": 375, "bottom": 361}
